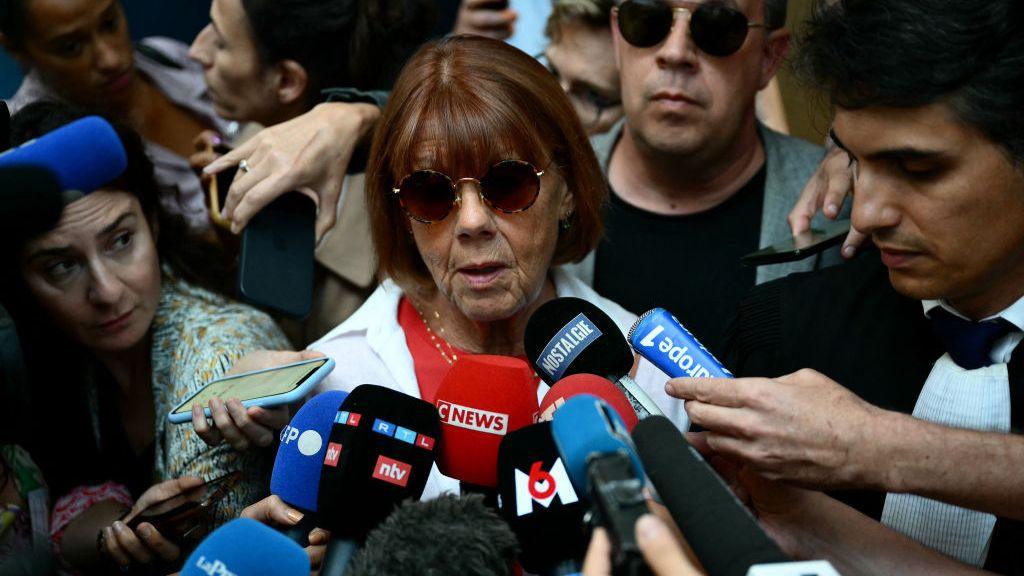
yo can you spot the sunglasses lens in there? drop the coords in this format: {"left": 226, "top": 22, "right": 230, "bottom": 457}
{"left": 480, "top": 161, "right": 541, "bottom": 212}
{"left": 691, "top": 2, "right": 749, "bottom": 56}
{"left": 618, "top": 0, "right": 673, "bottom": 48}
{"left": 398, "top": 171, "right": 455, "bottom": 222}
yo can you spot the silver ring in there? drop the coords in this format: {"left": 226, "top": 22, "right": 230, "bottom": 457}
{"left": 238, "top": 159, "right": 251, "bottom": 173}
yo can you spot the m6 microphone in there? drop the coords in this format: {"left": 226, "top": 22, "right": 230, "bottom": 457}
{"left": 0, "top": 166, "right": 63, "bottom": 243}
{"left": 317, "top": 384, "right": 441, "bottom": 576}
{"left": 628, "top": 308, "right": 732, "bottom": 379}
{"left": 180, "top": 518, "right": 308, "bottom": 576}
{"left": 433, "top": 355, "right": 538, "bottom": 488}
{"left": 550, "top": 395, "right": 649, "bottom": 576}
{"left": 540, "top": 373, "right": 640, "bottom": 431}
{"left": 0, "top": 116, "right": 128, "bottom": 197}
{"left": 270, "top": 390, "right": 349, "bottom": 545}
{"left": 496, "top": 422, "right": 586, "bottom": 575}
{"left": 632, "top": 417, "right": 839, "bottom": 576}
{"left": 525, "top": 297, "right": 663, "bottom": 420}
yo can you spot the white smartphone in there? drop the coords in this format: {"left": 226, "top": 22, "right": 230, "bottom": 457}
{"left": 167, "top": 357, "right": 335, "bottom": 424}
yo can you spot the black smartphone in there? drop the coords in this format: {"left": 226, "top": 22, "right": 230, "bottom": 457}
{"left": 238, "top": 192, "right": 316, "bottom": 318}
{"left": 476, "top": 0, "right": 509, "bottom": 8}
{"left": 741, "top": 219, "right": 851, "bottom": 266}
{"left": 125, "top": 471, "right": 241, "bottom": 540}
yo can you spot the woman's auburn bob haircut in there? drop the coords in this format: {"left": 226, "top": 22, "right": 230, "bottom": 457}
{"left": 366, "top": 34, "right": 607, "bottom": 288}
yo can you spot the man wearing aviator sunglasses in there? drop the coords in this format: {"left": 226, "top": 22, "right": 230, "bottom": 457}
{"left": 567, "top": 0, "right": 841, "bottom": 358}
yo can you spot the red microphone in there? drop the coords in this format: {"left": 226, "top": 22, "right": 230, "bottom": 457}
{"left": 539, "top": 373, "right": 640, "bottom": 431}
{"left": 434, "top": 355, "right": 539, "bottom": 487}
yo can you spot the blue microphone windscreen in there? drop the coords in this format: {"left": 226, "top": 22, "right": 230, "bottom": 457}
{"left": 181, "top": 518, "right": 308, "bottom": 576}
{"left": 0, "top": 116, "right": 127, "bottom": 193}
{"left": 550, "top": 394, "right": 644, "bottom": 496}
{"left": 628, "top": 308, "right": 732, "bottom": 379}
{"left": 271, "top": 390, "right": 348, "bottom": 512}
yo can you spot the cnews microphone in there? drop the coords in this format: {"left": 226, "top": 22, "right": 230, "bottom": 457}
{"left": 632, "top": 417, "right": 838, "bottom": 576}
{"left": 496, "top": 422, "right": 587, "bottom": 575}
{"left": 434, "top": 355, "right": 538, "bottom": 488}
{"left": 550, "top": 395, "right": 649, "bottom": 576}
{"left": 0, "top": 166, "right": 63, "bottom": 243}
{"left": 317, "top": 384, "right": 441, "bottom": 576}
{"left": 525, "top": 297, "right": 663, "bottom": 420}
{"left": 180, "top": 518, "right": 308, "bottom": 576}
{"left": 540, "top": 373, "right": 640, "bottom": 431}
{"left": 628, "top": 308, "right": 732, "bottom": 379}
{"left": 0, "top": 116, "right": 127, "bottom": 197}
{"left": 270, "top": 390, "right": 349, "bottom": 545}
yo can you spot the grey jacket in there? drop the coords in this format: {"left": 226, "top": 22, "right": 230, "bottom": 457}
{"left": 566, "top": 120, "right": 841, "bottom": 286}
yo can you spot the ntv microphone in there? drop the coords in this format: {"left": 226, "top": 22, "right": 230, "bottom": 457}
{"left": 525, "top": 297, "right": 663, "bottom": 420}
{"left": 0, "top": 115, "right": 128, "bottom": 198}
{"left": 551, "top": 395, "right": 650, "bottom": 576}
{"left": 632, "top": 417, "right": 840, "bottom": 576}
{"left": 270, "top": 390, "right": 350, "bottom": 545}
{"left": 540, "top": 373, "right": 640, "bottom": 431}
{"left": 628, "top": 308, "right": 732, "bottom": 379}
{"left": 496, "top": 422, "right": 587, "bottom": 575}
{"left": 434, "top": 355, "right": 538, "bottom": 490}
{"left": 317, "top": 384, "right": 440, "bottom": 576}
{"left": 180, "top": 518, "right": 308, "bottom": 576}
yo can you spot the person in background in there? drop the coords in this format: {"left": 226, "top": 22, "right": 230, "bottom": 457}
{"left": 1, "top": 102, "right": 297, "bottom": 573}
{"left": 543, "top": 0, "right": 623, "bottom": 136}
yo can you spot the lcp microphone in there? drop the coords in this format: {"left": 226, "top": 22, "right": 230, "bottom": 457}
{"left": 628, "top": 308, "right": 732, "bottom": 379}
{"left": 525, "top": 297, "right": 663, "bottom": 419}
{"left": 180, "top": 518, "right": 308, "bottom": 576}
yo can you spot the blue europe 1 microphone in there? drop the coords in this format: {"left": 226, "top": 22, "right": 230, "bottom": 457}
{"left": 628, "top": 308, "right": 732, "bottom": 379}
{"left": 180, "top": 518, "right": 308, "bottom": 576}
{"left": 270, "top": 390, "right": 349, "bottom": 545}
{"left": 0, "top": 116, "right": 127, "bottom": 197}
{"left": 550, "top": 395, "right": 650, "bottom": 576}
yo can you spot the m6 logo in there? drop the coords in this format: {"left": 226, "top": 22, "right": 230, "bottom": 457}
{"left": 514, "top": 458, "right": 578, "bottom": 516}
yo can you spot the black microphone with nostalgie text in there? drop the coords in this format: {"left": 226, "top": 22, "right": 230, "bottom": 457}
{"left": 632, "top": 417, "right": 841, "bottom": 576}
{"left": 525, "top": 297, "right": 663, "bottom": 420}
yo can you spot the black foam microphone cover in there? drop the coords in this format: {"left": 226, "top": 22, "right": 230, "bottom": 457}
{"left": 524, "top": 297, "right": 634, "bottom": 385}
{"left": 632, "top": 416, "right": 788, "bottom": 576}
{"left": 0, "top": 166, "right": 64, "bottom": 242}
{"left": 496, "top": 422, "right": 587, "bottom": 574}
{"left": 316, "top": 384, "right": 440, "bottom": 540}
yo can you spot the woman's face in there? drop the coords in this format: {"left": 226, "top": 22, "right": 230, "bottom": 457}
{"left": 408, "top": 151, "right": 575, "bottom": 323}
{"left": 189, "top": 0, "right": 285, "bottom": 125}
{"left": 2, "top": 0, "right": 136, "bottom": 111}
{"left": 19, "top": 191, "right": 162, "bottom": 355}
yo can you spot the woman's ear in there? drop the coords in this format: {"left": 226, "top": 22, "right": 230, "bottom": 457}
{"left": 275, "top": 60, "right": 309, "bottom": 107}
{"left": 557, "top": 177, "right": 575, "bottom": 220}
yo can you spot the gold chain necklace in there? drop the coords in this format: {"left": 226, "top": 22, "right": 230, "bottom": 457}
{"left": 416, "top": 307, "right": 459, "bottom": 366}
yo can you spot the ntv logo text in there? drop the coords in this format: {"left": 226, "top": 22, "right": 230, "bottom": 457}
{"left": 514, "top": 458, "right": 578, "bottom": 516}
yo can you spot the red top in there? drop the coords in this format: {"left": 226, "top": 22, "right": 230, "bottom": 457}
{"left": 397, "top": 297, "right": 540, "bottom": 404}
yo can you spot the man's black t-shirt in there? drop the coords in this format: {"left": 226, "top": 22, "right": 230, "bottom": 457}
{"left": 594, "top": 166, "right": 766, "bottom": 357}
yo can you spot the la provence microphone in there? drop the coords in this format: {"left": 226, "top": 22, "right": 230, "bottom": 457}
{"left": 270, "top": 390, "right": 349, "bottom": 545}
{"left": 0, "top": 166, "right": 63, "bottom": 243}
{"left": 628, "top": 308, "right": 732, "bottom": 379}
{"left": 540, "top": 373, "right": 640, "bottom": 431}
{"left": 434, "top": 354, "right": 538, "bottom": 488}
{"left": 180, "top": 518, "right": 308, "bottom": 576}
{"left": 525, "top": 297, "right": 663, "bottom": 420}
{"left": 631, "top": 417, "right": 839, "bottom": 576}
{"left": 317, "top": 384, "right": 440, "bottom": 576}
{"left": 551, "top": 395, "right": 649, "bottom": 576}
{"left": 0, "top": 115, "right": 128, "bottom": 198}
{"left": 496, "top": 422, "right": 586, "bottom": 575}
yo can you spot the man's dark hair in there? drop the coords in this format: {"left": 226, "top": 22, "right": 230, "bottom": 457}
{"left": 763, "top": 0, "right": 787, "bottom": 31}
{"left": 239, "top": 0, "right": 435, "bottom": 104}
{"left": 796, "top": 0, "right": 1024, "bottom": 163}
{"left": 347, "top": 494, "right": 520, "bottom": 576}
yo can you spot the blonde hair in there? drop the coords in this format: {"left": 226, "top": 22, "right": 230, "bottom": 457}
{"left": 544, "top": 0, "right": 614, "bottom": 42}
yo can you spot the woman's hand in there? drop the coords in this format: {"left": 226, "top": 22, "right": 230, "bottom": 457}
{"left": 191, "top": 350, "right": 325, "bottom": 451}
{"left": 453, "top": 0, "right": 517, "bottom": 40}
{"left": 203, "top": 102, "right": 380, "bottom": 241}
{"left": 787, "top": 145, "right": 866, "bottom": 259}
{"left": 100, "top": 477, "right": 204, "bottom": 568}
{"left": 241, "top": 495, "right": 330, "bottom": 569}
